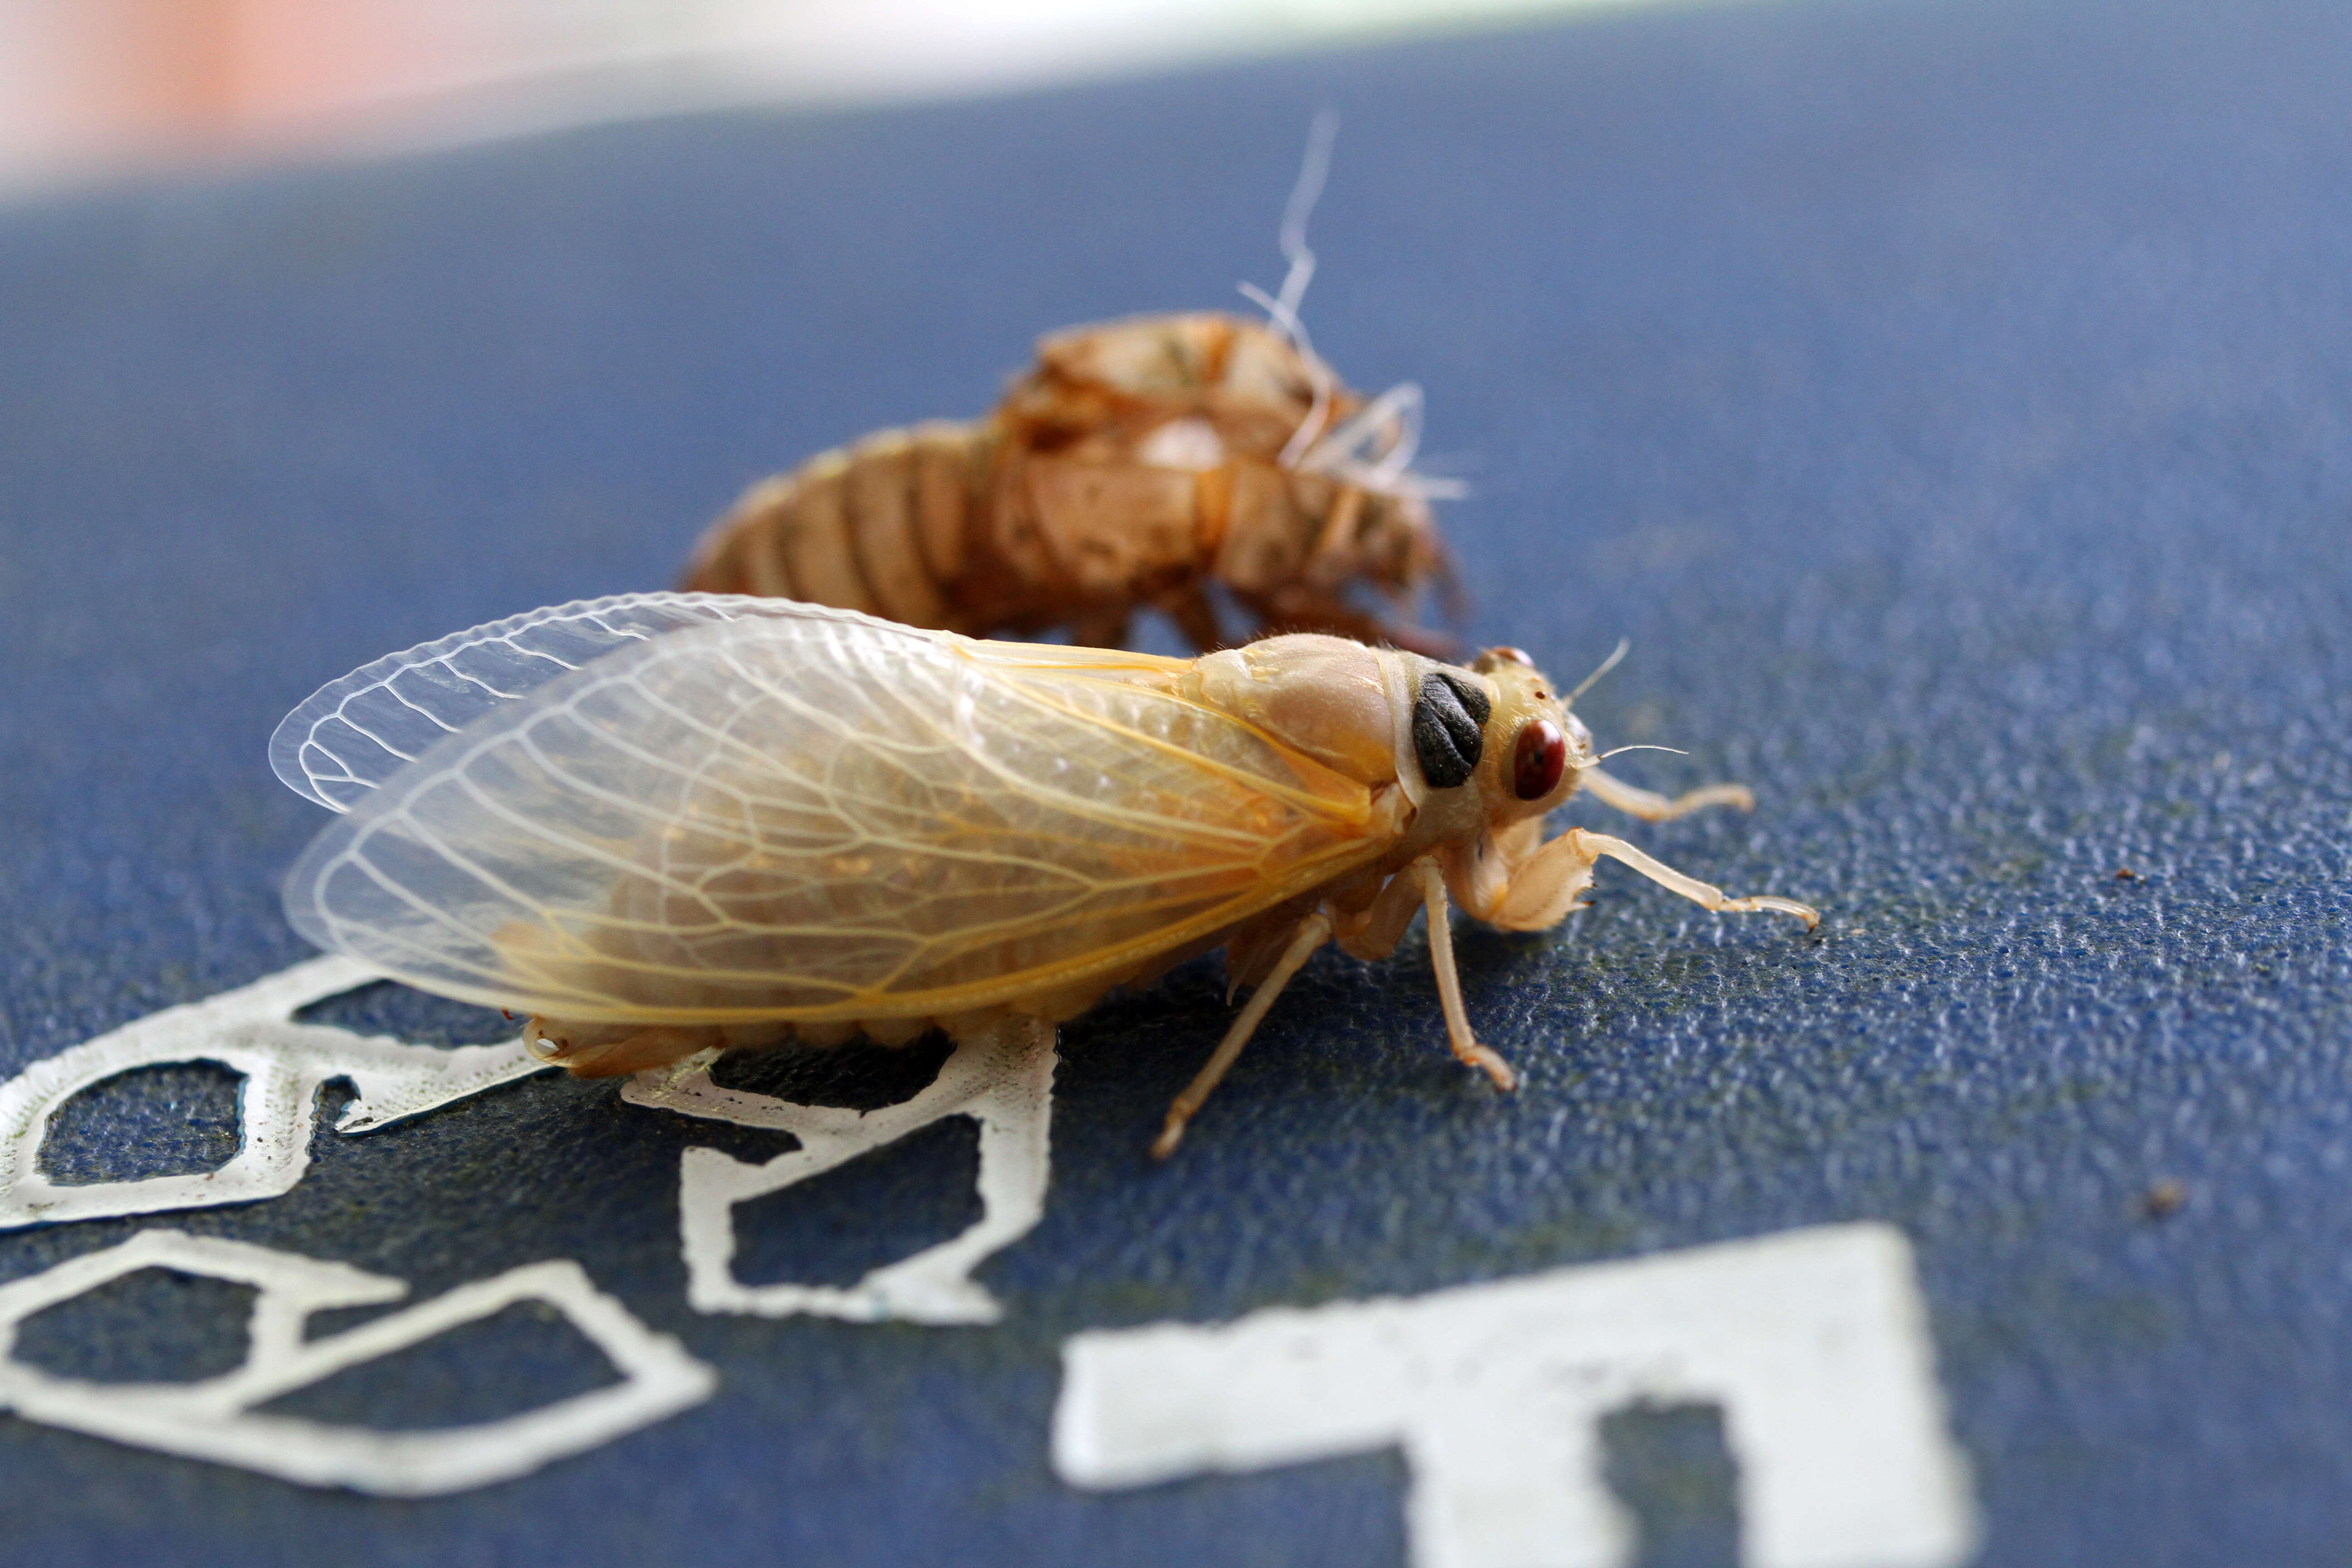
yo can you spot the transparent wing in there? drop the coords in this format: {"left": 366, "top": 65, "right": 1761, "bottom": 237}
{"left": 270, "top": 592, "right": 874, "bottom": 811}
{"left": 283, "top": 609, "right": 1384, "bottom": 1024}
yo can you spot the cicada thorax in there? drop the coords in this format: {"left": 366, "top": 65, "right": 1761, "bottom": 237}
{"left": 680, "top": 311, "right": 1448, "bottom": 651}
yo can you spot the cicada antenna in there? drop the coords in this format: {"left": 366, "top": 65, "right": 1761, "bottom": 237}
{"left": 1565, "top": 638, "right": 1632, "bottom": 706}
{"left": 1597, "top": 744, "right": 1689, "bottom": 761}
{"left": 1241, "top": 111, "right": 1342, "bottom": 470}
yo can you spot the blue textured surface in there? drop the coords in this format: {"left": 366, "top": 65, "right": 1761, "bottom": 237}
{"left": 5, "top": 0, "right": 2352, "bottom": 1561}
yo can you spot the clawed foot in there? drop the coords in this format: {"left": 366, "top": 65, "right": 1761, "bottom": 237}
{"left": 1458, "top": 1042, "right": 1519, "bottom": 1093}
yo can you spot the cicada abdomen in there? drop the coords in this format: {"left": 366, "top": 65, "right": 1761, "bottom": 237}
{"left": 680, "top": 312, "right": 1456, "bottom": 652}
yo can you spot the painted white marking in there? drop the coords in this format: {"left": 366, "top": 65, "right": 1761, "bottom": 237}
{"left": 0, "top": 956, "right": 555, "bottom": 1230}
{"left": 622, "top": 1014, "right": 1055, "bottom": 1324}
{"left": 0, "top": 1229, "right": 715, "bottom": 1494}
{"left": 1054, "top": 1222, "right": 1977, "bottom": 1568}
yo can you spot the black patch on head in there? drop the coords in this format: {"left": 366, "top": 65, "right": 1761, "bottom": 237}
{"left": 1413, "top": 671, "right": 1490, "bottom": 789}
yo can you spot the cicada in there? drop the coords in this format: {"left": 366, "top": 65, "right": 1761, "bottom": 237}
{"left": 681, "top": 312, "right": 1455, "bottom": 653}
{"left": 271, "top": 594, "right": 1814, "bottom": 1154}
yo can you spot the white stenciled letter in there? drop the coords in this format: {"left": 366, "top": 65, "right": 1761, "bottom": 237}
{"left": 0, "top": 956, "right": 553, "bottom": 1230}
{"left": 0, "top": 1230, "right": 715, "bottom": 1494}
{"left": 1054, "top": 1222, "right": 1976, "bottom": 1568}
{"left": 623, "top": 1014, "right": 1055, "bottom": 1325}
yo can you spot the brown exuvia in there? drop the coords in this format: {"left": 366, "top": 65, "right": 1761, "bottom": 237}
{"left": 681, "top": 310, "right": 1457, "bottom": 652}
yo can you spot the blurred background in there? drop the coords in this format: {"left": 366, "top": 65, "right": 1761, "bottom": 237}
{"left": 0, "top": 0, "right": 1648, "bottom": 199}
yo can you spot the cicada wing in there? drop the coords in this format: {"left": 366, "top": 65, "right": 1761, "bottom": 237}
{"left": 270, "top": 591, "right": 885, "bottom": 812}
{"left": 284, "top": 610, "right": 1382, "bottom": 1025}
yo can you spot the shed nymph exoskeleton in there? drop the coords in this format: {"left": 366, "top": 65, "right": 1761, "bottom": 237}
{"left": 682, "top": 312, "right": 1456, "bottom": 653}
{"left": 682, "top": 116, "right": 1460, "bottom": 655}
{"left": 271, "top": 593, "right": 1816, "bottom": 1156}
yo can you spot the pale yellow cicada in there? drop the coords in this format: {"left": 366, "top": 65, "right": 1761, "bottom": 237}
{"left": 272, "top": 593, "right": 1814, "bottom": 1154}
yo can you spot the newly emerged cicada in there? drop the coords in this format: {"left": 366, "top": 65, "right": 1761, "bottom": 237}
{"left": 272, "top": 594, "right": 1815, "bottom": 1154}
{"left": 683, "top": 119, "right": 1457, "bottom": 654}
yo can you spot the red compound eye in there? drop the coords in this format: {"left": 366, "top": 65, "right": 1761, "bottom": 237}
{"left": 1476, "top": 645, "right": 1535, "bottom": 671}
{"left": 1512, "top": 720, "right": 1567, "bottom": 800}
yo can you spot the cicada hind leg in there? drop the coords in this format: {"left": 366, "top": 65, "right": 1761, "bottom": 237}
{"left": 1155, "top": 855, "right": 1527, "bottom": 1160}
{"left": 1152, "top": 911, "right": 1334, "bottom": 1160}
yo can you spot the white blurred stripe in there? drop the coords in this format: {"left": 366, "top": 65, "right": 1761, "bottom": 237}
{"left": 0, "top": 0, "right": 1667, "bottom": 198}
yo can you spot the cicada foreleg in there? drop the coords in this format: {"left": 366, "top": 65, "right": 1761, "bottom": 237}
{"left": 1333, "top": 859, "right": 1518, "bottom": 1094}
{"left": 1578, "top": 765, "right": 1755, "bottom": 822}
{"left": 1486, "top": 828, "right": 1820, "bottom": 935}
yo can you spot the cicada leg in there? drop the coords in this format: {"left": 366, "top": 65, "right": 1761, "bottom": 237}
{"left": 1153, "top": 911, "right": 1333, "bottom": 1159}
{"left": 1333, "top": 858, "right": 1518, "bottom": 1093}
{"left": 1487, "top": 827, "right": 1820, "bottom": 934}
{"left": 1409, "top": 862, "right": 1519, "bottom": 1092}
{"left": 1578, "top": 765, "right": 1755, "bottom": 822}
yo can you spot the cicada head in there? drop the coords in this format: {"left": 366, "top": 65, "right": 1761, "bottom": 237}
{"left": 1467, "top": 645, "right": 1599, "bottom": 827}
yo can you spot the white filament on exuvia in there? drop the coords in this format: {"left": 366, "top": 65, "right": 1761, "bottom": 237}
{"left": 1238, "top": 273, "right": 1334, "bottom": 467}
{"left": 1274, "top": 108, "right": 1339, "bottom": 329}
{"left": 0, "top": 1230, "right": 715, "bottom": 1495}
{"left": 1241, "top": 114, "right": 1465, "bottom": 502}
{"left": 1296, "top": 380, "right": 1470, "bottom": 502}
{"left": 1253, "top": 108, "right": 1341, "bottom": 470}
